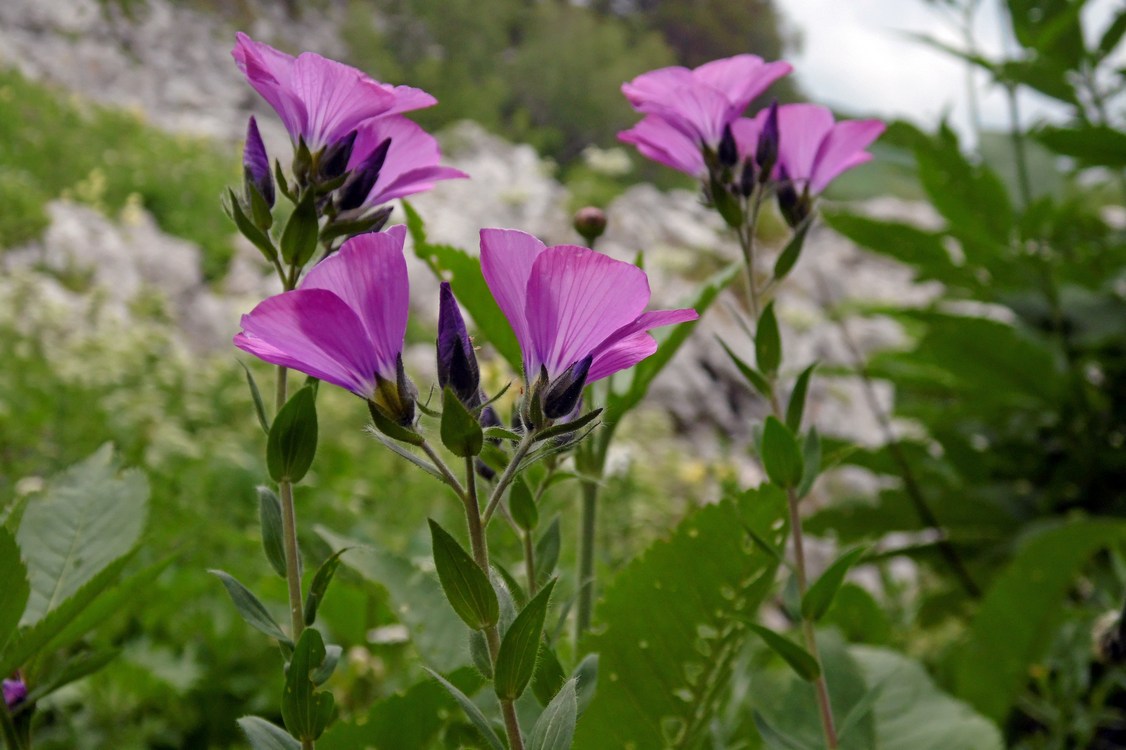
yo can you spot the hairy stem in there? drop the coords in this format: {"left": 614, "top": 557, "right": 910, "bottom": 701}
{"left": 483, "top": 431, "right": 537, "bottom": 526}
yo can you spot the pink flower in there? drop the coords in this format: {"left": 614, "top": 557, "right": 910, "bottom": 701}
{"left": 620, "top": 55, "right": 791, "bottom": 158}
{"left": 232, "top": 32, "right": 435, "bottom": 151}
{"left": 480, "top": 229, "right": 698, "bottom": 386}
{"left": 234, "top": 226, "right": 409, "bottom": 400}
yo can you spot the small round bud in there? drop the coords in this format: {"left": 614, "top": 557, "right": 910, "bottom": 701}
{"left": 573, "top": 206, "right": 608, "bottom": 246}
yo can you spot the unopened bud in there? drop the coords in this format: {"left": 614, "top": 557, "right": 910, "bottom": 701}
{"left": 776, "top": 167, "right": 810, "bottom": 229}
{"left": 243, "top": 116, "right": 275, "bottom": 208}
{"left": 543, "top": 356, "right": 591, "bottom": 420}
{"left": 336, "top": 137, "right": 391, "bottom": 212}
{"left": 738, "top": 157, "right": 756, "bottom": 198}
{"left": 573, "top": 206, "right": 607, "bottom": 247}
{"left": 756, "top": 101, "right": 780, "bottom": 180}
{"left": 436, "top": 282, "right": 481, "bottom": 407}
{"left": 718, "top": 123, "right": 738, "bottom": 169}
{"left": 2, "top": 678, "right": 26, "bottom": 710}
{"left": 319, "top": 130, "right": 358, "bottom": 181}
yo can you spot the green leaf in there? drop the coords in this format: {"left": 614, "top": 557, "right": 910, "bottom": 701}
{"left": 404, "top": 201, "right": 522, "bottom": 372}
{"left": 241, "top": 362, "right": 271, "bottom": 434}
{"left": 209, "top": 570, "right": 291, "bottom": 645}
{"left": 797, "top": 428, "right": 822, "bottom": 499}
{"left": 440, "top": 387, "right": 484, "bottom": 458}
{"left": 280, "top": 188, "right": 319, "bottom": 267}
{"left": 510, "top": 478, "right": 539, "bottom": 532}
{"left": 424, "top": 667, "right": 506, "bottom": 750}
{"left": 534, "top": 517, "right": 561, "bottom": 586}
{"left": 536, "top": 407, "right": 602, "bottom": 442}
{"left": 755, "top": 301, "right": 781, "bottom": 376}
{"left": 718, "top": 338, "right": 773, "bottom": 398}
{"left": 25, "top": 647, "right": 120, "bottom": 704}
{"left": 952, "top": 519, "right": 1126, "bottom": 723}
{"left": 1034, "top": 125, "right": 1126, "bottom": 168}
{"left": 761, "top": 417, "right": 803, "bottom": 489}
{"left": 16, "top": 444, "right": 147, "bottom": 626}
{"left": 282, "top": 628, "right": 335, "bottom": 741}
{"left": 785, "top": 363, "right": 816, "bottom": 433}
{"left": 573, "top": 487, "right": 786, "bottom": 749}
{"left": 1096, "top": 9, "right": 1126, "bottom": 59}
{"left": 753, "top": 711, "right": 815, "bottom": 750}
{"left": 267, "top": 386, "right": 318, "bottom": 484}
{"left": 258, "top": 487, "right": 288, "bottom": 579}
{"left": 368, "top": 404, "right": 425, "bottom": 446}
{"left": 304, "top": 549, "right": 348, "bottom": 626}
{"left": 821, "top": 211, "right": 967, "bottom": 288}
{"left": 495, "top": 579, "right": 557, "bottom": 700}
{"left": 746, "top": 624, "right": 820, "bottom": 681}
{"left": 772, "top": 220, "right": 810, "bottom": 281}
{"left": 531, "top": 640, "right": 566, "bottom": 706}
{"left": 0, "top": 527, "right": 29, "bottom": 653}
{"left": 802, "top": 547, "right": 869, "bottom": 622}
{"left": 226, "top": 188, "right": 278, "bottom": 264}
{"left": 572, "top": 653, "right": 599, "bottom": 716}
{"left": 428, "top": 519, "right": 499, "bottom": 630}
{"left": 527, "top": 678, "right": 578, "bottom": 750}
{"left": 238, "top": 716, "right": 302, "bottom": 750}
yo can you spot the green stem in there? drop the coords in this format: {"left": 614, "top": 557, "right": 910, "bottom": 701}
{"left": 574, "top": 477, "right": 598, "bottom": 642}
{"left": 0, "top": 704, "right": 22, "bottom": 750}
{"left": 275, "top": 365, "right": 306, "bottom": 646}
{"left": 482, "top": 431, "right": 537, "bottom": 526}
{"left": 420, "top": 440, "right": 468, "bottom": 503}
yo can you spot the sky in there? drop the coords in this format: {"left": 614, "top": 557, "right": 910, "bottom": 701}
{"left": 776, "top": 0, "right": 1122, "bottom": 141}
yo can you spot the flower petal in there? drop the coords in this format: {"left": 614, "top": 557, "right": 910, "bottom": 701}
{"left": 637, "top": 83, "right": 734, "bottom": 146}
{"left": 378, "top": 83, "right": 439, "bottom": 114}
{"left": 809, "top": 119, "right": 885, "bottom": 194}
{"left": 525, "top": 246, "right": 650, "bottom": 378}
{"left": 769, "top": 103, "right": 835, "bottom": 185}
{"left": 235, "top": 289, "right": 378, "bottom": 398}
{"left": 621, "top": 66, "right": 694, "bottom": 108}
{"left": 619, "top": 115, "right": 706, "bottom": 176}
{"left": 350, "top": 116, "right": 468, "bottom": 206}
{"left": 288, "top": 52, "right": 398, "bottom": 149}
{"left": 480, "top": 228, "right": 547, "bottom": 375}
{"left": 694, "top": 55, "right": 792, "bottom": 112}
{"left": 299, "top": 230, "right": 408, "bottom": 380}
{"left": 232, "top": 32, "right": 308, "bottom": 142}
{"left": 588, "top": 308, "right": 699, "bottom": 382}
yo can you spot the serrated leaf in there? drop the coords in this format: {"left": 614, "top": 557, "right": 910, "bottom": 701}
{"left": 280, "top": 188, "right": 319, "bottom": 267}
{"left": 241, "top": 362, "right": 271, "bottom": 434}
{"left": 210, "top": 570, "right": 290, "bottom": 644}
{"left": 802, "top": 546, "right": 869, "bottom": 622}
{"left": 423, "top": 667, "right": 506, "bottom": 750}
{"left": 282, "top": 628, "right": 335, "bottom": 741}
{"left": 429, "top": 519, "right": 499, "bottom": 630}
{"left": 0, "top": 527, "right": 29, "bottom": 653}
{"left": 440, "top": 387, "right": 484, "bottom": 458}
{"left": 238, "top": 716, "right": 302, "bottom": 750}
{"left": 258, "top": 487, "right": 287, "bottom": 578}
{"left": 755, "top": 302, "right": 781, "bottom": 376}
{"left": 267, "top": 386, "right": 318, "bottom": 484}
{"left": 527, "top": 678, "right": 578, "bottom": 750}
{"left": 762, "top": 417, "right": 803, "bottom": 489}
{"left": 746, "top": 624, "right": 821, "bottom": 681}
{"left": 495, "top": 579, "right": 557, "bottom": 700}
{"left": 304, "top": 549, "right": 348, "bottom": 626}
{"left": 785, "top": 363, "right": 816, "bottom": 433}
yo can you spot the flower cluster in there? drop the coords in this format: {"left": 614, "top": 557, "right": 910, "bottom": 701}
{"left": 619, "top": 55, "right": 885, "bottom": 226}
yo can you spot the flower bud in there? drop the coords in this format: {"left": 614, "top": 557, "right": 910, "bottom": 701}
{"left": 243, "top": 116, "right": 275, "bottom": 208}
{"left": 319, "top": 130, "right": 358, "bottom": 181}
{"left": 543, "top": 356, "right": 592, "bottom": 420}
{"left": 738, "top": 157, "right": 756, "bottom": 198}
{"left": 776, "top": 167, "right": 810, "bottom": 229}
{"left": 336, "top": 137, "right": 391, "bottom": 212}
{"left": 718, "top": 123, "right": 739, "bottom": 169}
{"left": 756, "top": 101, "right": 780, "bottom": 180}
{"left": 2, "top": 677, "right": 26, "bottom": 710}
{"left": 436, "top": 282, "right": 481, "bottom": 407}
{"left": 573, "top": 206, "right": 608, "bottom": 247}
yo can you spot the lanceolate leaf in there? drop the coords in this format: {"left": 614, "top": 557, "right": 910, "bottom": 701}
{"left": 210, "top": 570, "right": 291, "bottom": 644}
{"left": 304, "top": 549, "right": 349, "bottom": 626}
{"left": 267, "top": 386, "right": 318, "bottom": 484}
{"left": 281, "top": 628, "right": 335, "bottom": 741}
{"left": 761, "top": 417, "right": 804, "bottom": 489}
{"left": 428, "top": 519, "right": 499, "bottom": 631}
{"left": 785, "top": 363, "right": 816, "bottom": 433}
{"left": 802, "top": 546, "right": 869, "bottom": 622}
{"left": 746, "top": 624, "right": 821, "bottom": 681}
{"left": 238, "top": 716, "right": 302, "bottom": 750}
{"left": 527, "top": 679, "right": 578, "bottom": 750}
{"left": 440, "top": 387, "right": 484, "bottom": 458}
{"left": 495, "top": 579, "right": 557, "bottom": 701}
{"left": 755, "top": 302, "right": 782, "bottom": 376}
{"left": 0, "top": 527, "right": 29, "bottom": 653}
{"left": 258, "top": 487, "right": 288, "bottom": 578}
{"left": 424, "top": 667, "right": 506, "bottom": 750}
{"left": 280, "top": 188, "right": 319, "bottom": 267}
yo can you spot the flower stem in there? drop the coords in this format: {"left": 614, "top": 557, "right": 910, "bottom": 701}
{"left": 274, "top": 365, "right": 306, "bottom": 645}
{"left": 574, "top": 477, "right": 598, "bottom": 640}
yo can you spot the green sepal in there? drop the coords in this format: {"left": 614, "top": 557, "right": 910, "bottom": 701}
{"left": 785, "top": 363, "right": 817, "bottom": 433}
{"left": 257, "top": 486, "right": 288, "bottom": 578}
{"left": 428, "top": 519, "right": 499, "bottom": 630}
{"left": 368, "top": 402, "right": 424, "bottom": 446}
{"left": 267, "top": 386, "right": 318, "bottom": 484}
{"left": 209, "top": 569, "right": 292, "bottom": 645}
{"left": 772, "top": 219, "right": 811, "bottom": 282}
{"left": 718, "top": 338, "right": 773, "bottom": 398}
{"left": 440, "top": 387, "right": 484, "bottom": 458}
{"left": 495, "top": 579, "right": 557, "bottom": 700}
{"left": 755, "top": 301, "right": 781, "bottom": 376}
{"left": 226, "top": 188, "right": 278, "bottom": 264}
{"left": 281, "top": 628, "right": 336, "bottom": 741}
{"left": 280, "top": 188, "right": 319, "bottom": 267}
{"left": 510, "top": 478, "right": 539, "bottom": 532}
{"left": 745, "top": 622, "right": 821, "bottom": 681}
{"left": 274, "top": 158, "right": 293, "bottom": 202}
{"left": 537, "top": 407, "right": 603, "bottom": 443}
{"left": 801, "top": 546, "right": 869, "bottom": 622}
{"left": 240, "top": 362, "right": 271, "bottom": 435}
{"left": 710, "top": 177, "right": 744, "bottom": 228}
{"left": 304, "top": 548, "right": 349, "bottom": 626}
{"left": 527, "top": 678, "right": 578, "bottom": 750}
{"left": 247, "top": 179, "right": 274, "bottom": 231}
{"left": 761, "top": 417, "right": 803, "bottom": 489}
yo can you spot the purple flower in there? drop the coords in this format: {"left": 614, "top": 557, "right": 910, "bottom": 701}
{"left": 3, "top": 678, "right": 26, "bottom": 710}
{"left": 620, "top": 55, "right": 791, "bottom": 160}
{"left": 342, "top": 116, "right": 467, "bottom": 210}
{"left": 243, "top": 116, "right": 275, "bottom": 207}
{"left": 232, "top": 32, "right": 436, "bottom": 151}
{"left": 480, "top": 229, "right": 698, "bottom": 387}
{"left": 234, "top": 226, "right": 409, "bottom": 402}
{"left": 755, "top": 103, "right": 885, "bottom": 195}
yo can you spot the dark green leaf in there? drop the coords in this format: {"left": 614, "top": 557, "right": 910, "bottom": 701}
{"left": 281, "top": 628, "right": 335, "bottom": 741}
{"left": 762, "top": 417, "right": 804, "bottom": 489}
{"left": 785, "top": 363, "right": 816, "bottom": 433}
{"left": 428, "top": 519, "right": 499, "bottom": 630}
{"left": 1034, "top": 125, "right": 1126, "bottom": 168}
{"left": 755, "top": 302, "right": 781, "bottom": 376}
{"left": 527, "top": 678, "right": 578, "bottom": 750}
{"left": 209, "top": 569, "right": 291, "bottom": 644}
{"left": 227, "top": 188, "right": 278, "bottom": 264}
{"left": 485, "top": 426, "right": 523, "bottom": 442}
{"left": 304, "top": 549, "right": 348, "bottom": 626}
{"left": 312, "top": 644, "right": 342, "bottom": 686}
{"left": 440, "top": 387, "right": 484, "bottom": 458}
{"left": 238, "top": 716, "right": 301, "bottom": 750}
{"left": 258, "top": 487, "right": 288, "bottom": 579}
{"left": 534, "top": 517, "right": 561, "bottom": 586}
{"left": 746, "top": 624, "right": 821, "bottom": 681}
{"left": 495, "top": 579, "right": 557, "bottom": 700}
{"left": 280, "top": 188, "right": 319, "bottom": 267}
{"left": 773, "top": 220, "right": 810, "bottom": 281}
{"left": 423, "top": 667, "right": 505, "bottom": 750}
{"left": 510, "top": 478, "right": 538, "bottom": 532}
{"left": 821, "top": 211, "right": 966, "bottom": 287}
{"left": 718, "top": 338, "right": 773, "bottom": 398}
{"left": 241, "top": 362, "right": 271, "bottom": 434}
{"left": 25, "top": 647, "right": 119, "bottom": 704}
{"left": 531, "top": 640, "right": 566, "bottom": 706}
{"left": 267, "top": 386, "right": 318, "bottom": 484}
{"left": 802, "top": 547, "right": 869, "bottom": 622}
{"left": 368, "top": 405, "right": 424, "bottom": 446}
{"left": 1096, "top": 10, "right": 1126, "bottom": 59}
{"left": 537, "top": 407, "right": 603, "bottom": 442}
{"left": 0, "top": 527, "right": 29, "bottom": 653}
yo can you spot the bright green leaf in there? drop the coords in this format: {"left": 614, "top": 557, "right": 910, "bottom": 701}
{"left": 785, "top": 363, "right": 816, "bottom": 433}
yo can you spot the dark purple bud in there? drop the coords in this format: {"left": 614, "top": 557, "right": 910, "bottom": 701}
{"left": 319, "top": 130, "right": 358, "bottom": 181}
{"left": 739, "top": 157, "right": 756, "bottom": 198}
{"left": 336, "top": 137, "right": 391, "bottom": 212}
{"left": 543, "top": 356, "right": 592, "bottom": 420}
{"left": 436, "top": 282, "right": 481, "bottom": 407}
{"left": 718, "top": 123, "right": 738, "bottom": 169}
{"left": 243, "top": 116, "right": 275, "bottom": 208}
{"left": 573, "top": 206, "right": 608, "bottom": 246}
{"left": 3, "top": 678, "right": 26, "bottom": 710}
{"left": 756, "top": 101, "right": 780, "bottom": 180}
{"left": 776, "top": 166, "right": 810, "bottom": 229}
